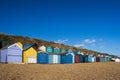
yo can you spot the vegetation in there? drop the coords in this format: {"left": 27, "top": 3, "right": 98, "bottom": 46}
{"left": 0, "top": 33, "right": 117, "bottom": 57}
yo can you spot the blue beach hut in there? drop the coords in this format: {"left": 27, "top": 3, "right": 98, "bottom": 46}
{"left": 48, "top": 54, "right": 61, "bottom": 64}
{"left": 54, "top": 47, "right": 60, "bottom": 54}
{"left": 46, "top": 46, "right": 53, "bottom": 53}
{"left": 37, "top": 52, "right": 48, "bottom": 64}
{"left": 61, "top": 52, "right": 75, "bottom": 64}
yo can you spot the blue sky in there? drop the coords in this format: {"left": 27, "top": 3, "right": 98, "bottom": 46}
{"left": 0, "top": 0, "right": 120, "bottom": 56}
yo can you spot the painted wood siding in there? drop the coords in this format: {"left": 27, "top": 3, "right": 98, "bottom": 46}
{"left": 37, "top": 53, "right": 48, "bottom": 64}
{"left": 46, "top": 46, "right": 52, "bottom": 53}
{"left": 92, "top": 56, "right": 96, "bottom": 62}
{"left": 96, "top": 57, "right": 100, "bottom": 62}
{"left": 61, "top": 53, "right": 75, "bottom": 64}
{"left": 48, "top": 55, "right": 53, "bottom": 64}
{"left": 48, "top": 55, "right": 61, "bottom": 64}
{"left": 77, "top": 51, "right": 81, "bottom": 54}
{"left": 100, "top": 57, "right": 104, "bottom": 62}
{"left": 81, "top": 52, "right": 84, "bottom": 55}
{"left": 27, "top": 56, "right": 37, "bottom": 63}
{"left": 57, "top": 55, "right": 61, "bottom": 64}
{"left": 85, "top": 55, "right": 88, "bottom": 62}
{"left": 83, "top": 56, "right": 86, "bottom": 62}
{"left": 7, "top": 44, "right": 22, "bottom": 63}
{"left": 75, "top": 54, "right": 80, "bottom": 63}
{"left": 38, "top": 46, "right": 46, "bottom": 52}
{"left": 61, "top": 48, "right": 66, "bottom": 53}
{"left": 79, "top": 54, "right": 83, "bottom": 63}
{"left": 65, "top": 54, "right": 73, "bottom": 64}
{"left": 61, "top": 55, "right": 66, "bottom": 64}
{"left": 88, "top": 55, "right": 92, "bottom": 62}
{"left": 105, "top": 56, "right": 110, "bottom": 62}
{"left": 0, "top": 43, "right": 22, "bottom": 63}
{"left": 54, "top": 47, "right": 60, "bottom": 54}
{"left": 0, "top": 49, "right": 7, "bottom": 63}
{"left": 23, "top": 47, "right": 37, "bottom": 63}
{"left": 67, "top": 49, "right": 72, "bottom": 53}
{"left": 53, "top": 55, "right": 57, "bottom": 63}
{"left": 16, "top": 42, "right": 23, "bottom": 48}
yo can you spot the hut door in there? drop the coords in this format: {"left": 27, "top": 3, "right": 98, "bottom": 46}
{"left": 92, "top": 57, "right": 95, "bottom": 62}
{"left": 53, "top": 55, "right": 58, "bottom": 64}
{"left": 27, "top": 56, "right": 37, "bottom": 64}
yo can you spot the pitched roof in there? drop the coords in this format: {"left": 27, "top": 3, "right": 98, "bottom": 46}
{"left": 0, "top": 42, "right": 22, "bottom": 50}
{"left": 16, "top": 42, "right": 23, "bottom": 48}
{"left": 23, "top": 43, "right": 38, "bottom": 51}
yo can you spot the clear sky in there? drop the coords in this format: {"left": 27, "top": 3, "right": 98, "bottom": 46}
{"left": 0, "top": 0, "right": 120, "bottom": 56}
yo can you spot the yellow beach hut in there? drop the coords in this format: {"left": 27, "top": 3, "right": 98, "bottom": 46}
{"left": 23, "top": 43, "right": 38, "bottom": 64}
{"left": 81, "top": 51, "right": 84, "bottom": 55}
{"left": 16, "top": 42, "right": 23, "bottom": 48}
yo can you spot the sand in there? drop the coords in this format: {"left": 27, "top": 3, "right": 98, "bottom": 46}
{"left": 0, "top": 62, "right": 120, "bottom": 80}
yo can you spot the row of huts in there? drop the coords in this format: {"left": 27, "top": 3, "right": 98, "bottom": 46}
{"left": 0, "top": 42, "right": 119, "bottom": 64}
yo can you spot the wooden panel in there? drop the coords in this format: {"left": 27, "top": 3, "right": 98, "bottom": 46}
{"left": 27, "top": 56, "right": 37, "bottom": 63}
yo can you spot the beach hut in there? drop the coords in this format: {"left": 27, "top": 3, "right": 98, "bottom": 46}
{"left": 96, "top": 57, "right": 100, "bottom": 62}
{"left": 17, "top": 42, "right": 23, "bottom": 48}
{"left": 84, "top": 54, "right": 88, "bottom": 62}
{"left": 84, "top": 54, "right": 92, "bottom": 62}
{"left": 60, "top": 48, "right": 66, "bottom": 53}
{"left": 92, "top": 55, "right": 96, "bottom": 62}
{"left": 48, "top": 54, "right": 61, "bottom": 64}
{"left": 0, "top": 42, "right": 23, "bottom": 63}
{"left": 38, "top": 45, "right": 46, "bottom": 52}
{"left": 23, "top": 44, "right": 31, "bottom": 49}
{"left": 61, "top": 55, "right": 66, "bottom": 64}
{"left": 81, "top": 51, "right": 84, "bottom": 55}
{"left": 77, "top": 51, "right": 81, "bottom": 54}
{"left": 61, "top": 52, "right": 75, "bottom": 64}
{"left": 88, "top": 54, "right": 92, "bottom": 62}
{"left": 75, "top": 54, "right": 80, "bottom": 63}
{"left": 23, "top": 43, "right": 38, "bottom": 64}
{"left": 74, "top": 51, "right": 81, "bottom": 54}
{"left": 37, "top": 52, "right": 48, "bottom": 64}
{"left": 79, "top": 54, "right": 84, "bottom": 63}
{"left": 65, "top": 52, "right": 75, "bottom": 64}
{"left": 100, "top": 57, "right": 104, "bottom": 62}
{"left": 46, "top": 46, "right": 53, "bottom": 53}
{"left": 74, "top": 51, "right": 81, "bottom": 63}
{"left": 82, "top": 55, "right": 86, "bottom": 63}
{"left": 67, "top": 49, "right": 73, "bottom": 53}
{"left": 54, "top": 47, "right": 60, "bottom": 54}
{"left": 105, "top": 56, "right": 110, "bottom": 62}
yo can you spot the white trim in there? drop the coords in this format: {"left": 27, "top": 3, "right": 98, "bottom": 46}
{"left": 8, "top": 43, "right": 23, "bottom": 50}
{"left": 66, "top": 52, "right": 75, "bottom": 63}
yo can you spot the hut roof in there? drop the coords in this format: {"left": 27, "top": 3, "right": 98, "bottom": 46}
{"left": 0, "top": 42, "right": 22, "bottom": 50}
{"left": 23, "top": 43, "right": 38, "bottom": 51}
{"left": 47, "top": 52, "right": 67, "bottom": 55}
